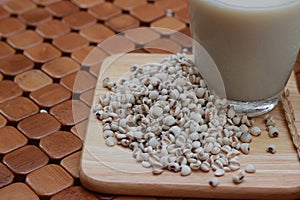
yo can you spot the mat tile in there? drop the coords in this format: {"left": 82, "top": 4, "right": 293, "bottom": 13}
{"left": 0, "top": 163, "right": 14, "bottom": 188}
{"left": 42, "top": 57, "right": 80, "bottom": 79}
{"left": 114, "top": 0, "right": 147, "bottom": 11}
{"left": 0, "top": 54, "right": 34, "bottom": 76}
{"left": 72, "top": 0, "right": 104, "bottom": 8}
{"left": 0, "top": 126, "right": 28, "bottom": 155}
{"left": 14, "top": 69, "right": 53, "bottom": 92}
{"left": 105, "top": 14, "right": 139, "bottom": 32}
{"left": 0, "top": 114, "right": 7, "bottom": 128}
{"left": 154, "top": 0, "right": 187, "bottom": 12}
{"left": 151, "top": 16, "right": 186, "bottom": 35}
{"left": 174, "top": 6, "right": 189, "bottom": 24}
{"left": 19, "top": 8, "right": 52, "bottom": 26}
{"left": 53, "top": 32, "right": 89, "bottom": 53}
{"left": 49, "top": 100, "right": 90, "bottom": 126}
{"left": 170, "top": 27, "right": 192, "bottom": 48}
{"left": 32, "top": 0, "right": 60, "bottom": 6}
{"left": 0, "top": 17, "right": 26, "bottom": 37}
{"left": 0, "top": 6, "right": 9, "bottom": 20}
{"left": 46, "top": 0, "right": 79, "bottom": 17}
{"left": 29, "top": 83, "right": 71, "bottom": 108}
{"left": 71, "top": 46, "right": 108, "bottom": 67}
{"left": 0, "top": 97, "right": 39, "bottom": 122}
{"left": 0, "top": 80, "right": 23, "bottom": 103}
{"left": 130, "top": 4, "right": 164, "bottom": 23}
{"left": 39, "top": 131, "right": 82, "bottom": 160}
{"left": 70, "top": 119, "right": 88, "bottom": 141}
{"left": 89, "top": 63, "right": 101, "bottom": 77}
{"left": 51, "top": 186, "right": 99, "bottom": 200}
{"left": 80, "top": 23, "right": 115, "bottom": 43}
{"left": 60, "top": 151, "right": 81, "bottom": 178}
{"left": 63, "top": 11, "right": 96, "bottom": 30}
{"left": 60, "top": 70, "right": 97, "bottom": 94}
{"left": 3, "top": 0, "right": 36, "bottom": 15}
{"left": 3, "top": 145, "right": 49, "bottom": 175}
{"left": 24, "top": 43, "right": 61, "bottom": 63}
{"left": 26, "top": 164, "right": 74, "bottom": 197}
{"left": 99, "top": 35, "right": 135, "bottom": 55}
{"left": 7, "top": 30, "right": 43, "bottom": 50}
{"left": 124, "top": 27, "right": 160, "bottom": 45}
{"left": 88, "top": 2, "right": 122, "bottom": 21}
{"left": 0, "top": 41, "right": 15, "bottom": 59}
{"left": 80, "top": 89, "right": 94, "bottom": 106}
{"left": 0, "top": 182, "right": 39, "bottom": 200}
{"left": 18, "top": 113, "right": 61, "bottom": 140}
{"left": 144, "top": 38, "right": 182, "bottom": 54}
{"left": 36, "top": 20, "right": 71, "bottom": 39}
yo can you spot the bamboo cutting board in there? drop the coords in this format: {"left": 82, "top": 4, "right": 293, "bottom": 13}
{"left": 80, "top": 53, "right": 300, "bottom": 199}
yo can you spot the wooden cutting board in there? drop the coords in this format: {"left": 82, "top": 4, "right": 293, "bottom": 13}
{"left": 80, "top": 53, "right": 300, "bottom": 199}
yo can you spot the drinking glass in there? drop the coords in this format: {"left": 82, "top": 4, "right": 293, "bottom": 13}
{"left": 189, "top": 0, "right": 300, "bottom": 116}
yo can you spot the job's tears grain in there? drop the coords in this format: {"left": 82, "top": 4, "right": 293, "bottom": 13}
{"left": 94, "top": 53, "right": 272, "bottom": 186}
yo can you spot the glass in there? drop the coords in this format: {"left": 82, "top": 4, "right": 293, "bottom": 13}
{"left": 189, "top": 0, "right": 300, "bottom": 116}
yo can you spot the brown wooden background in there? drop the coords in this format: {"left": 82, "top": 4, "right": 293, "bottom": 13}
{"left": 0, "top": 0, "right": 299, "bottom": 199}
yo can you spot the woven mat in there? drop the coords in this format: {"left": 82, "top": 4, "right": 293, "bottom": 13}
{"left": 0, "top": 0, "right": 299, "bottom": 199}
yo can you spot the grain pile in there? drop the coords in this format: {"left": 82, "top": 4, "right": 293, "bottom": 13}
{"left": 94, "top": 53, "right": 276, "bottom": 184}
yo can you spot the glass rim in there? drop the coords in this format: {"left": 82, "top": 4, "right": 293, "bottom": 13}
{"left": 211, "top": 0, "right": 300, "bottom": 10}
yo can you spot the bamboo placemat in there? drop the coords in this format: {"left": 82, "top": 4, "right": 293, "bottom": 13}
{"left": 0, "top": 0, "right": 299, "bottom": 199}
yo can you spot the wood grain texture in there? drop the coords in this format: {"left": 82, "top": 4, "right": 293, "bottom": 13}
{"left": 25, "top": 164, "right": 74, "bottom": 197}
{"left": 0, "top": 182, "right": 39, "bottom": 200}
{"left": 80, "top": 54, "right": 300, "bottom": 199}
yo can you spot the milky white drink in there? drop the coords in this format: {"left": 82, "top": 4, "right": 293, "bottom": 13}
{"left": 190, "top": 0, "right": 300, "bottom": 115}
